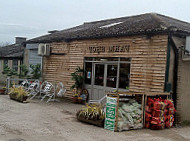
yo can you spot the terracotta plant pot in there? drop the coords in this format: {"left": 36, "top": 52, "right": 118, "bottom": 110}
{"left": 0, "top": 89, "right": 6, "bottom": 95}
{"left": 72, "top": 96, "right": 79, "bottom": 103}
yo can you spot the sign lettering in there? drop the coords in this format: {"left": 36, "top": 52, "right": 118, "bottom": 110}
{"left": 88, "top": 45, "right": 130, "bottom": 53}
{"left": 104, "top": 97, "right": 118, "bottom": 131}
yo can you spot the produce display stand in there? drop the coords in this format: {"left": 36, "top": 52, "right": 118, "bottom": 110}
{"left": 104, "top": 92, "right": 144, "bottom": 132}
{"left": 143, "top": 92, "right": 170, "bottom": 126}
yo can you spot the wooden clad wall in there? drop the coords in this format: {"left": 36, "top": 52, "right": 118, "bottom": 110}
{"left": 43, "top": 35, "right": 168, "bottom": 98}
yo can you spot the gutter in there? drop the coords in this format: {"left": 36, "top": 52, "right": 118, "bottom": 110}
{"left": 170, "top": 37, "right": 178, "bottom": 109}
{"left": 164, "top": 33, "right": 179, "bottom": 125}
{"left": 164, "top": 34, "right": 171, "bottom": 92}
{"left": 165, "top": 33, "right": 178, "bottom": 108}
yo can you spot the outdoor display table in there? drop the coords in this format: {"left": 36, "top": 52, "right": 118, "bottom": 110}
{"left": 104, "top": 92, "right": 144, "bottom": 132}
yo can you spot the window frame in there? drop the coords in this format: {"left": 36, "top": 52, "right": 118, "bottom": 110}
{"left": 84, "top": 57, "right": 131, "bottom": 91}
{"left": 12, "top": 60, "right": 18, "bottom": 72}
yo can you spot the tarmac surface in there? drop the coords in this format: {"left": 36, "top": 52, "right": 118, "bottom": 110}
{"left": 0, "top": 95, "right": 190, "bottom": 141}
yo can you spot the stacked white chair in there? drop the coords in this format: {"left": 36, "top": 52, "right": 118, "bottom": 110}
{"left": 27, "top": 80, "right": 40, "bottom": 99}
{"left": 40, "top": 81, "right": 56, "bottom": 102}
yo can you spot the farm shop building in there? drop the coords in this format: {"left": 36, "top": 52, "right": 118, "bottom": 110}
{"left": 26, "top": 13, "right": 190, "bottom": 122}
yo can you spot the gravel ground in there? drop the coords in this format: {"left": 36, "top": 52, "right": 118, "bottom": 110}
{"left": 0, "top": 95, "right": 189, "bottom": 141}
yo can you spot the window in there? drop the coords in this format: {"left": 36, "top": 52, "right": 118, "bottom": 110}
{"left": 107, "top": 64, "right": 117, "bottom": 88}
{"left": 3, "top": 60, "right": 8, "bottom": 67}
{"left": 119, "top": 63, "right": 130, "bottom": 89}
{"left": 12, "top": 60, "right": 18, "bottom": 72}
{"left": 84, "top": 57, "right": 131, "bottom": 90}
{"left": 94, "top": 64, "right": 104, "bottom": 86}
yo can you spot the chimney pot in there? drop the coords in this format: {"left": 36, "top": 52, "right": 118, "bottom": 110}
{"left": 15, "top": 37, "right": 26, "bottom": 44}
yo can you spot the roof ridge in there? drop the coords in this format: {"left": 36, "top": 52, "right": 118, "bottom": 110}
{"left": 150, "top": 13, "right": 168, "bottom": 30}
{"left": 83, "top": 13, "right": 156, "bottom": 25}
{"left": 156, "top": 13, "right": 190, "bottom": 25}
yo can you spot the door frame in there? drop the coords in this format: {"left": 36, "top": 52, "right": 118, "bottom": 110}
{"left": 84, "top": 57, "right": 131, "bottom": 100}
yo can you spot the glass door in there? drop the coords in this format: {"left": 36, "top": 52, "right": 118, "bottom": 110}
{"left": 92, "top": 63, "right": 105, "bottom": 100}
{"left": 84, "top": 57, "right": 131, "bottom": 100}
{"left": 94, "top": 64, "right": 105, "bottom": 86}
{"left": 106, "top": 64, "right": 118, "bottom": 88}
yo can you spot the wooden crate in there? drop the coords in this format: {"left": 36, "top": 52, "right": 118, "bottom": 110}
{"left": 105, "top": 92, "right": 144, "bottom": 132}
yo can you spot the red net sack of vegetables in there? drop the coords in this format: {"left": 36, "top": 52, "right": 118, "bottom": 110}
{"left": 151, "top": 117, "right": 162, "bottom": 125}
{"left": 145, "top": 112, "right": 152, "bottom": 122}
{"left": 146, "top": 105, "right": 152, "bottom": 113}
{"left": 167, "top": 100, "right": 174, "bottom": 108}
{"left": 165, "top": 115, "right": 174, "bottom": 128}
{"left": 147, "top": 98, "right": 154, "bottom": 106}
{"left": 151, "top": 123, "right": 165, "bottom": 130}
{"left": 153, "top": 99, "right": 162, "bottom": 110}
{"left": 145, "top": 122, "right": 150, "bottom": 129}
{"left": 152, "top": 110, "right": 164, "bottom": 117}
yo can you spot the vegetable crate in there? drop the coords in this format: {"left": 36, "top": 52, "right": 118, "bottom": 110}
{"left": 144, "top": 92, "right": 175, "bottom": 130}
{"left": 104, "top": 92, "right": 144, "bottom": 132}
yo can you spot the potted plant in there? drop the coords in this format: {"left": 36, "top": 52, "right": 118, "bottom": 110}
{"left": 72, "top": 88, "right": 80, "bottom": 103}
{"left": 0, "top": 87, "right": 6, "bottom": 95}
{"left": 70, "top": 67, "right": 84, "bottom": 103}
{"left": 76, "top": 104, "right": 105, "bottom": 127}
{"left": 9, "top": 85, "right": 29, "bottom": 102}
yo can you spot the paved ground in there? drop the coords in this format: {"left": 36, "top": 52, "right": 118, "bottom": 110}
{"left": 0, "top": 95, "right": 189, "bottom": 141}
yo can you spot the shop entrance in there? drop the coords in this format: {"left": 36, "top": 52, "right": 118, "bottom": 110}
{"left": 84, "top": 57, "right": 130, "bottom": 100}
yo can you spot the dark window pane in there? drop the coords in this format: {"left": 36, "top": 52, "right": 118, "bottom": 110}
{"left": 12, "top": 60, "right": 18, "bottom": 71}
{"left": 84, "top": 62, "right": 92, "bottom": 84}
{"left": 85, "top": 57, "right": 93, "bottom": 61}
{"left": 4, "top": 60, "right": 8, "bottom": 66}
{"left": 120, "top": 58, "right": 131, "bottom": 61}
{"left": 119, "top": 63, "right": 130, "bottom": 89}
{"left": 95, "top": 64, "right": 104, "bottom": 86}
{"left": 106, "top": 64, "right": 117, "bottom": 88}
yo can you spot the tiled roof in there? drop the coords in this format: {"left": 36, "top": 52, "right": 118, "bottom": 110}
{"left": 26, "top": 13, "right": 190, "bottom": 43}
{"left": 0, "top": 44, "right": 24, "bottom": 58}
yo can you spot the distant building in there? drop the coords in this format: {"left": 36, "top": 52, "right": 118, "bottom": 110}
{"left": 0, "top": 37, "right": 26, "bottom": 83}
{"left": 24, "top": 31, "right": 59, "bottom": 72}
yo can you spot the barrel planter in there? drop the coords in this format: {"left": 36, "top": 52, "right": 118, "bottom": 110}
{"left": 76, "top": 110, "right": 104, "bottom": 127}
{"left": 9, "top": 93, "right": 28, "bottom": 103}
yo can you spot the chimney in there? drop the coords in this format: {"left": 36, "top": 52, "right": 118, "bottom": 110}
{"left": 15, "top": 37, "right": 26, "bottom": 44}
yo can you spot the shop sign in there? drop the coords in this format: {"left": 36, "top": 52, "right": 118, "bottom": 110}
{"left": 104, "top": 96, "right": 118, "bottom": 131}
{"left": 88, "top": 45, "right": 130, "bottom": 53}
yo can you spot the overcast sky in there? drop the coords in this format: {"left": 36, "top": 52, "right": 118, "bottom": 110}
{"left": 0, "top": 0, "right": 190, "bottom": 44}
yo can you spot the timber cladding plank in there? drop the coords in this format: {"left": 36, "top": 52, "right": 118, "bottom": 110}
{"left": 42, "top": 35, "right": 168, "bottom": 99}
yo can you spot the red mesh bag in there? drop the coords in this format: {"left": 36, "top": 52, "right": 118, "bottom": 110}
{"left": 164, "top": 115, "right": 168, "bottom": 122}
{"left": 145, "top": 112, "right": 152, "bottom": 122}
{"left": 146, "top": 105, "right": 152, "bottom": 113}
{"left": 167, "top": 100, "right": 174, "bottom": 108}
{"left": 152, "top": 110, "right": 161, "bottom": 117}
{"left": 151, "top": 122, "right": 165, "bottom": 130}
{"left": 160, "top": 102, "right": 166, "bottom": 110}
{"left": 145, "top": 122, "right": 150, "bottom": 129}
{"left": 153, "top": 101, "right": 161, "bottom": 110}
{"left": 168, "top": 108, "right": 176, "bottom": 115}
{"left": 164, "top": 109, "right": 168, "bottom": 115}
{"left": 147, "top": 98, "right": 154, "bottom": 106}
{"left": 151, "top": 117, "right": 162, "bottom": 125}
{"left": 165, "top": 115, "right": 174, "bottom": 128}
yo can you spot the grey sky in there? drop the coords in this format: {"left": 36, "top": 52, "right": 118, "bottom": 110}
{"left": 0, "top": 0, "right": 190, "bottom": 44}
